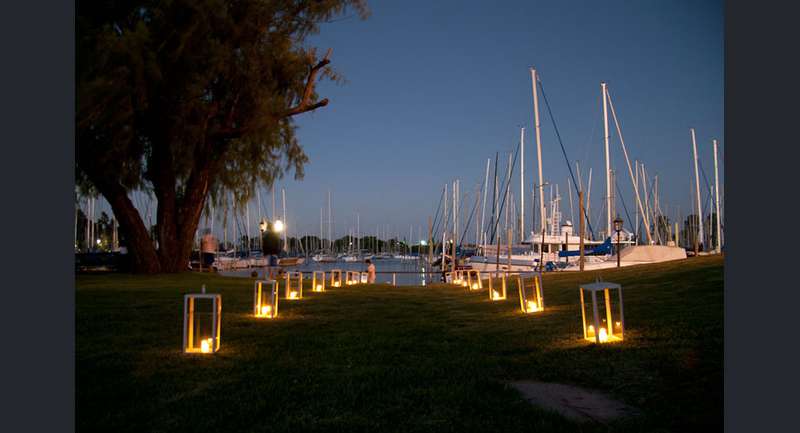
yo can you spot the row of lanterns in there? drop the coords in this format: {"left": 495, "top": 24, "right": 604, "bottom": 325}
{"left": 182, "top": 268, "right": 627, "bottom": 354}
{"left": 182, "top": 269, "right": 361, "bottom": 354}
{"left": 446, "top": 269, "right": 625, "bottom": 344}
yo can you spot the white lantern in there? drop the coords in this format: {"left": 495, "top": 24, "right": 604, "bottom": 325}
{"left": 345, "top": 270, "right": 358, "bottom": 285}
{"left": 254, "top": 279, "right": 279, "bottom": 319}
{"left": 515, "top": 273, "right": 543, "bottom": 314}
{"left": 312, "top": 271, "right": 326, "bottom": 292}
{"left": 360, "top": 271, "right": 369, "bottom": 284}
{"left": 330, "top": 269, "right": 343, "bottom": 288}
{"left": 487, "top": 272, "right": 507, "bottom": 301}
{"left": 182, "top": 286, "right": 221, "bottom": 354}
{"left": 579, "top": 281, "right": 625, "bottom": 343}
{"left": 466, "top": 269, "right": 482, "bottom": 291}
{"left": 285, "top": 271, "right": 303, "bottom": 300}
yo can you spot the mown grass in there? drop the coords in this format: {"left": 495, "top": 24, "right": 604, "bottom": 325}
{"left": 76, "top": 255, "right": 722, "bottom": 432}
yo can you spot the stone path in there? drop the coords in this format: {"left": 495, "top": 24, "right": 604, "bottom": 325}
{"left": 509, "top": 380, "right": 641, "bottom": 423}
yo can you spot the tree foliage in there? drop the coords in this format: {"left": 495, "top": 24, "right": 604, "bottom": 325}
{"left": 77, "top": 0, "right": 368, "bottom": 272}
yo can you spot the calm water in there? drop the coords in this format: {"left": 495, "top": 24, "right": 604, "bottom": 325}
{"left": 218, "top": 258, "right": 439, "bottom": 286}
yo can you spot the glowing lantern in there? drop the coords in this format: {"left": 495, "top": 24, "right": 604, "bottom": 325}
{"left": 312, "top": 271, "right": 326, "bottom": 292}
{"left": 330, "top": 269, "right": 343, "bottom": 288}
{"left": 466, "top": 269, "right": 483, "bottom": 291}
{"left": 579, "top": 281, "right": 625, "bottom": 344}
{"left": 487, "top": 272, "right": 507, "bottom": 301}
{"left": 254, "top": 279, "right": 279, "bottom": 319}
{"left": 515, "top": 273, "right": 544, "bottom": 314}
{"left": 285, "top": 271, "right": 303, "bottom": 300}
{"left": 360, "top": 271, "right": 369, "bottom": 284}
{"left": 450, "top": 270, "right": 462, "bottom": 285}
{"left": 182, "top": 285, "right": 221, "bottom": 354}
{"left": 345, "top": 270, "right": 358, "bottom": 285}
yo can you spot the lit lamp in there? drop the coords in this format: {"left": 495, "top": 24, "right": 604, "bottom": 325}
{"left": 467, "top": 270, "right": 482, "bottom": 291}
{"left": 312, "top": 271, "right": 326, "bottom": 292}
{"left": 285, "top": 271, "right": 303, "bottom": 300}
{"left": 345, "top": 270, "right": 357, "bottom": 285}
{"left": 614, "top": 216, "right": 623, "bottom": 268}
{"left": 488, "top": 271, "right": 507, "bottom": 301}
{"left": 450, "top": 270, "right": 459, "bottom": 285}
{"left": 579, "top": 280, "right": 625, "bottom": 344}
{"left": 515, "top": 273, "right": 544, "bottom": 314}
{"left": 330, "top": 269, "right": 343, "bottom": 288}
{"left": 254, "top": 279, "right": 279, "bottom": 319}
{"left": 182, "top": 285, "right": 221, "bottom": 354}
{"left": 273, "top": 219, "right": 285, "bottom": 233}
{"left": 360, "top": 271, "right": 369, "bottom": 284}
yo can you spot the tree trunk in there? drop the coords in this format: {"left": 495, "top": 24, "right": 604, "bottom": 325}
{"left": 88, "top": 177, "right": 162, "bottom": 273}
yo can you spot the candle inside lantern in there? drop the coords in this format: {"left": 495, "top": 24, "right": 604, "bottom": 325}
{"left": 200, "top": 338, "right": 212, "bottom": 353}
{"left": 471, "top": 283, "right": 478, "bottom": 290}
{"left": 315, "top": 284, "right": 323, "bottom": 291}
{"left": 289, "top": 291, "right": 298, "bottom": 299}
{"left": 261, "top": 305, "right": 272, "bottom": 316}
{"left": 461, "top": 281, "right": 468, "bottom": 287}
{"left": 587, "top": 324, "right": 595, "bottom": 337}
{"left": 492, "top": 290, "right": 500, "bottom": 300}
{"left": 526, "top": 300, "right": 539, "bottom": 312}
{"left": 598, "top": 327, "right": 608, "bottom": 343}
{"left": 334, "top": 282, "right": 340, "bottom": 287}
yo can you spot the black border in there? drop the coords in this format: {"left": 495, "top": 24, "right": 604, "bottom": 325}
{"left": 726, "top": 0, "right": 800, "bottom": 432}
{"left": 0, "top": 1, "right": 75, "bottom": 432}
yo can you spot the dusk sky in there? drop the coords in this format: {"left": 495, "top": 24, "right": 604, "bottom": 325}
{"left": 124, "top": 0, "right": 724, "bottom": 243}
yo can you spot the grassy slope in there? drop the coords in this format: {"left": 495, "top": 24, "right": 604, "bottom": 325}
{"left": 77, "top": 255, "right": 722, "bottom": 432}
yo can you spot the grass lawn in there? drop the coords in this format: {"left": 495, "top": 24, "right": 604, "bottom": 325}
{"left": 77, "top": 255, "right": 723, "bottom": 432}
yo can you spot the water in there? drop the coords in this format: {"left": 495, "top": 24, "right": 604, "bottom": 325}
{"left": 218, "top": 258, "right": 438, "bottom": 286}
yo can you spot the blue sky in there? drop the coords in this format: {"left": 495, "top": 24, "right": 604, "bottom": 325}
{"left": 272, "top": 0, "right": 724, "bottom": 241}
{"left": 109, "top": 0, "right": 723, "bottom": 243}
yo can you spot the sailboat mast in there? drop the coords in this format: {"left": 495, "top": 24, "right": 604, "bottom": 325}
{"left": 586, "top": 168, "right": 592, "bottom": 239}
{"left": 635, "top": 160, "right": 639, "bottom": 243}
{"left": 481, "top": 158, "right": 490, "bottom": 247}
{"left": 713, "top": 139, "right": 722, "bottom": 253}
{"left": 602, "top": 82, "right": 612, "bottom": 238}
{"left": 519, "top": 127, "right": 525, "bottom": 241}
{"left": 327, "top": 190, "right": 332, "bottom": 252}
{"left": 691, "top": 128, "right": 704, "bottom": 251}
{"left": 282, "top": 188, "right": 287, "bottom": 252}
{"left": 441, "top": 183, "right": 448, "bottom": 266}
{"left": 531, "top": 68, "right": 546, "bottom": 235}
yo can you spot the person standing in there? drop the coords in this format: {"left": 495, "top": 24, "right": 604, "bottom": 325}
{"left": 366, "top": 259, "right": 376, "bottom": 284}
{"left": 200, "top": 229, "right": 217, "bottom": 269}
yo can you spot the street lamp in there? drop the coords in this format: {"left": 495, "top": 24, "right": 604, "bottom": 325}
{"left": 613, "top": 217, "right": 623, "bottom": 268}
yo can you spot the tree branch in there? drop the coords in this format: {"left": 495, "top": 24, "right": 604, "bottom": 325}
{"left": 285, "top": 48, "right": 332, "bottom": 117}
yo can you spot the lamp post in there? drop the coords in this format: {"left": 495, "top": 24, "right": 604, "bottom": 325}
{"left": 614, "top": 216, "right": 623, "bottom": 268}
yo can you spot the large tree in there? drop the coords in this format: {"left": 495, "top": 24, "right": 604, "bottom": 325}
{"left": 77, "top": 0, "right": 368, "bottom": 273}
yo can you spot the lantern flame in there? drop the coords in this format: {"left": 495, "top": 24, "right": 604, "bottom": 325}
{"left": 598, "top": 327, "right": 608, "bottom": 343}
{"left": 200, "top": 338, "right": 212, "bottom": 353}
{"left": 289, "top": 291, "right": 298, "bottom": 299}
{"left": 492, "top": 290, "right": 501, "bottom": 300}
